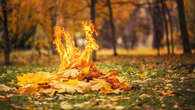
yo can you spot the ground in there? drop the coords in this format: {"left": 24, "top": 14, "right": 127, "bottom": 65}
{"left": 0, "top": 49, "right": 195, "bottom": 110}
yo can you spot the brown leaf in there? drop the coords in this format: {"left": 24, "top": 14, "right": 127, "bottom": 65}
{"left": 120, "top": 82, "right": 131, "bottom": 90}
{"left": 0, "top": 84, "right": 15, "bottom": 92}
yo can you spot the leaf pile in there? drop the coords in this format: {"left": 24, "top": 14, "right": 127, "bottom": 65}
{"left": 17, "top": 68, "right": 131, "bottom": 95}
{"left": 16, "top": 22, "right": 131, "bottom": 95}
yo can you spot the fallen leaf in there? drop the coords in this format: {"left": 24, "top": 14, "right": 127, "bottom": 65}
{"left": 60, "top": 101, "right": 73, "bottom": 110}
{"left": 0, "top": 84, "right": 14, "bottom": 92}
{"left": 115, "top": 106, "right": 124, "bottom": 110}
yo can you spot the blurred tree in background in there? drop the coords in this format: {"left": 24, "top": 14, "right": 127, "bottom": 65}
{"left": 176, "top": 0, "right": 191, "bottom": 54}
{"left": 185, "top": 0, "right": 195, "bottom": 49}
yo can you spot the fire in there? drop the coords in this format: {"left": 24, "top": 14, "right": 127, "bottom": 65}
{"left": 54, "top": 22, "right": 99, "bottom": 72}
{"left": 16, "top": 21, "right": 131, "bottom": 95}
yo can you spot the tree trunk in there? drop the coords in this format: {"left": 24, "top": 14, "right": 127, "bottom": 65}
{"left": 107, "top": 0, "right": 117, "bottom": 56}
{"left": 170, "top": 14, "right": 174, "bottom": 55}
{"left": 1, "top": 0, "right": 11, "bottom": 65}
{"left": 148, "top": 1, "right": 164, "bottom": 56}
{"left": 51, "top": 1, "right": 58, "bottom": 55}
{"left": 90, "top": 0, "right": 97, "bottom": 61}
{"left": 176, "top": 0, "right": 191, "bottom": 54}
{"left": 161, "top": 0, "right": 170, "bottom": 55}
{"left": 165, "top": 3, "right": 174, "bottom": 54}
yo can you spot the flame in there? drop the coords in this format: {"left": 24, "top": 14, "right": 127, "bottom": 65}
{"left": 54, "top": 22, "right": 99, "bottom": 72}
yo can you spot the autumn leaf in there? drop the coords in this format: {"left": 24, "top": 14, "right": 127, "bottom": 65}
{"left": 64, "top": 79, "right": 78, "bottom": 85}
{"left": 90, "top": 79, "right": 113, "bottom": 94}
{"left": 107, "top": 70, "right": 118, "bottom": 77}
{"left": 100, "top": 86, "right": 113, "bottom": 94}
{"left": 154, "top": 89, "right": 174, "bottom": 96}
{"left": 17, "top": 72, "right": 52, "bottom": 86}
{"left": 106, "top": 76, "right": 120, "bottom": 89}
{"left": 76, "top": 81, "right": 91, "bottom": 93}
{"left": 58, "top": 69, "right": 80, "bottom": 78}
{"left": 17, "top": 84, "right": 38, "bottom": 95}
{"left": 60, "top": 101, "right": 73, "bottom": 110}
{"left": 0, "top": 84, "right": 15, "bottom": 92}
{"left": 81, "top": 66, "right": 90, "bottom": 74}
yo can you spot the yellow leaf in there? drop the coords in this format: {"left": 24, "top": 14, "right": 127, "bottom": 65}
{"left": 64, "top": 79, "right": 78, "bottom": 85}
{"left": 60, "top": 101, "right": 73, "bottom": 110}
{"left": 59, "top": 69, "right": 80, "bottom": 78}
{"left": 17, "top": 84, "right": 38, "bottom": 95}
{"left": 81, "top": 66, "right": 90, "bottom": 73}
{"left": 17, "top": 72, "right": 52, "bottom": 86}
{"left": 77, "top": 81, "right": 91, "bottom": 93}
{"left": 100, "top": 86, "right": 112, "bottom": 94}
{"left": 90, "top": 79, "right": 113, "bottom": 94}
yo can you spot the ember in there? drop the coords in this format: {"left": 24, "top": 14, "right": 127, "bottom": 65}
{"left": 17, "top": 22, "right": 131, "bottom": 95}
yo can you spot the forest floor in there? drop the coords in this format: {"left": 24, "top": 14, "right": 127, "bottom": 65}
{"left": 0, "top": 49, "right": 195, "bottom": 110}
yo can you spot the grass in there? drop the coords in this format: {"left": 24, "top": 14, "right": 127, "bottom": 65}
{"left": 0, "top": 50, "right": 195, "bottom": 109}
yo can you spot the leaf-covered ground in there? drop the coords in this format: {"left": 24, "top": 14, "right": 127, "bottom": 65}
{"left": 0, "top": 54, "right": 195, "bottom": 110}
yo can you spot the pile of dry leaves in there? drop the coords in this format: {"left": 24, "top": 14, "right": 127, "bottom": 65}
{"left": 16, "top": 22, "right": 131, "bottom": 95}
{"left": 17, "top": 67, "right": 131, "bottom": 95}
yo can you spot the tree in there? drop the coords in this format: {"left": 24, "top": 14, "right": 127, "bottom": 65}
{"left": 107, "top": 0, "right": 117, "bottom": 56}
{"left": 165, "top": 1, "right": 175, "bottom": 54}
{"left": 176, "top": 0, "right": 191, "bottom": 54}
{"left": 161, "top": 0, "right": 170, "bottom": 55}
{"left": 90, "top": 0, "right": 97, "bottom": 61}
{"left": 184, "top": 0, "right": 195, "bottom": 49}
{"left": 148, "top": 0, "right": 164, "bottom": 55}
{"left": 1, "top": 0, "right": 11, "bottom": 65}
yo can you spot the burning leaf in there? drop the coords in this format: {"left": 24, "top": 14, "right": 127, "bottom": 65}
{"left": 16, "top": 22, "right": 131, "bottom": 95}
{"left": 53, "top": 22, "right": 99, "bottom": 72}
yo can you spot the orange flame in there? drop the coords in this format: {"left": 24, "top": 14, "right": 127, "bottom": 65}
{"left": 54, "top": 22, "right": 99, "bottom": 72}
